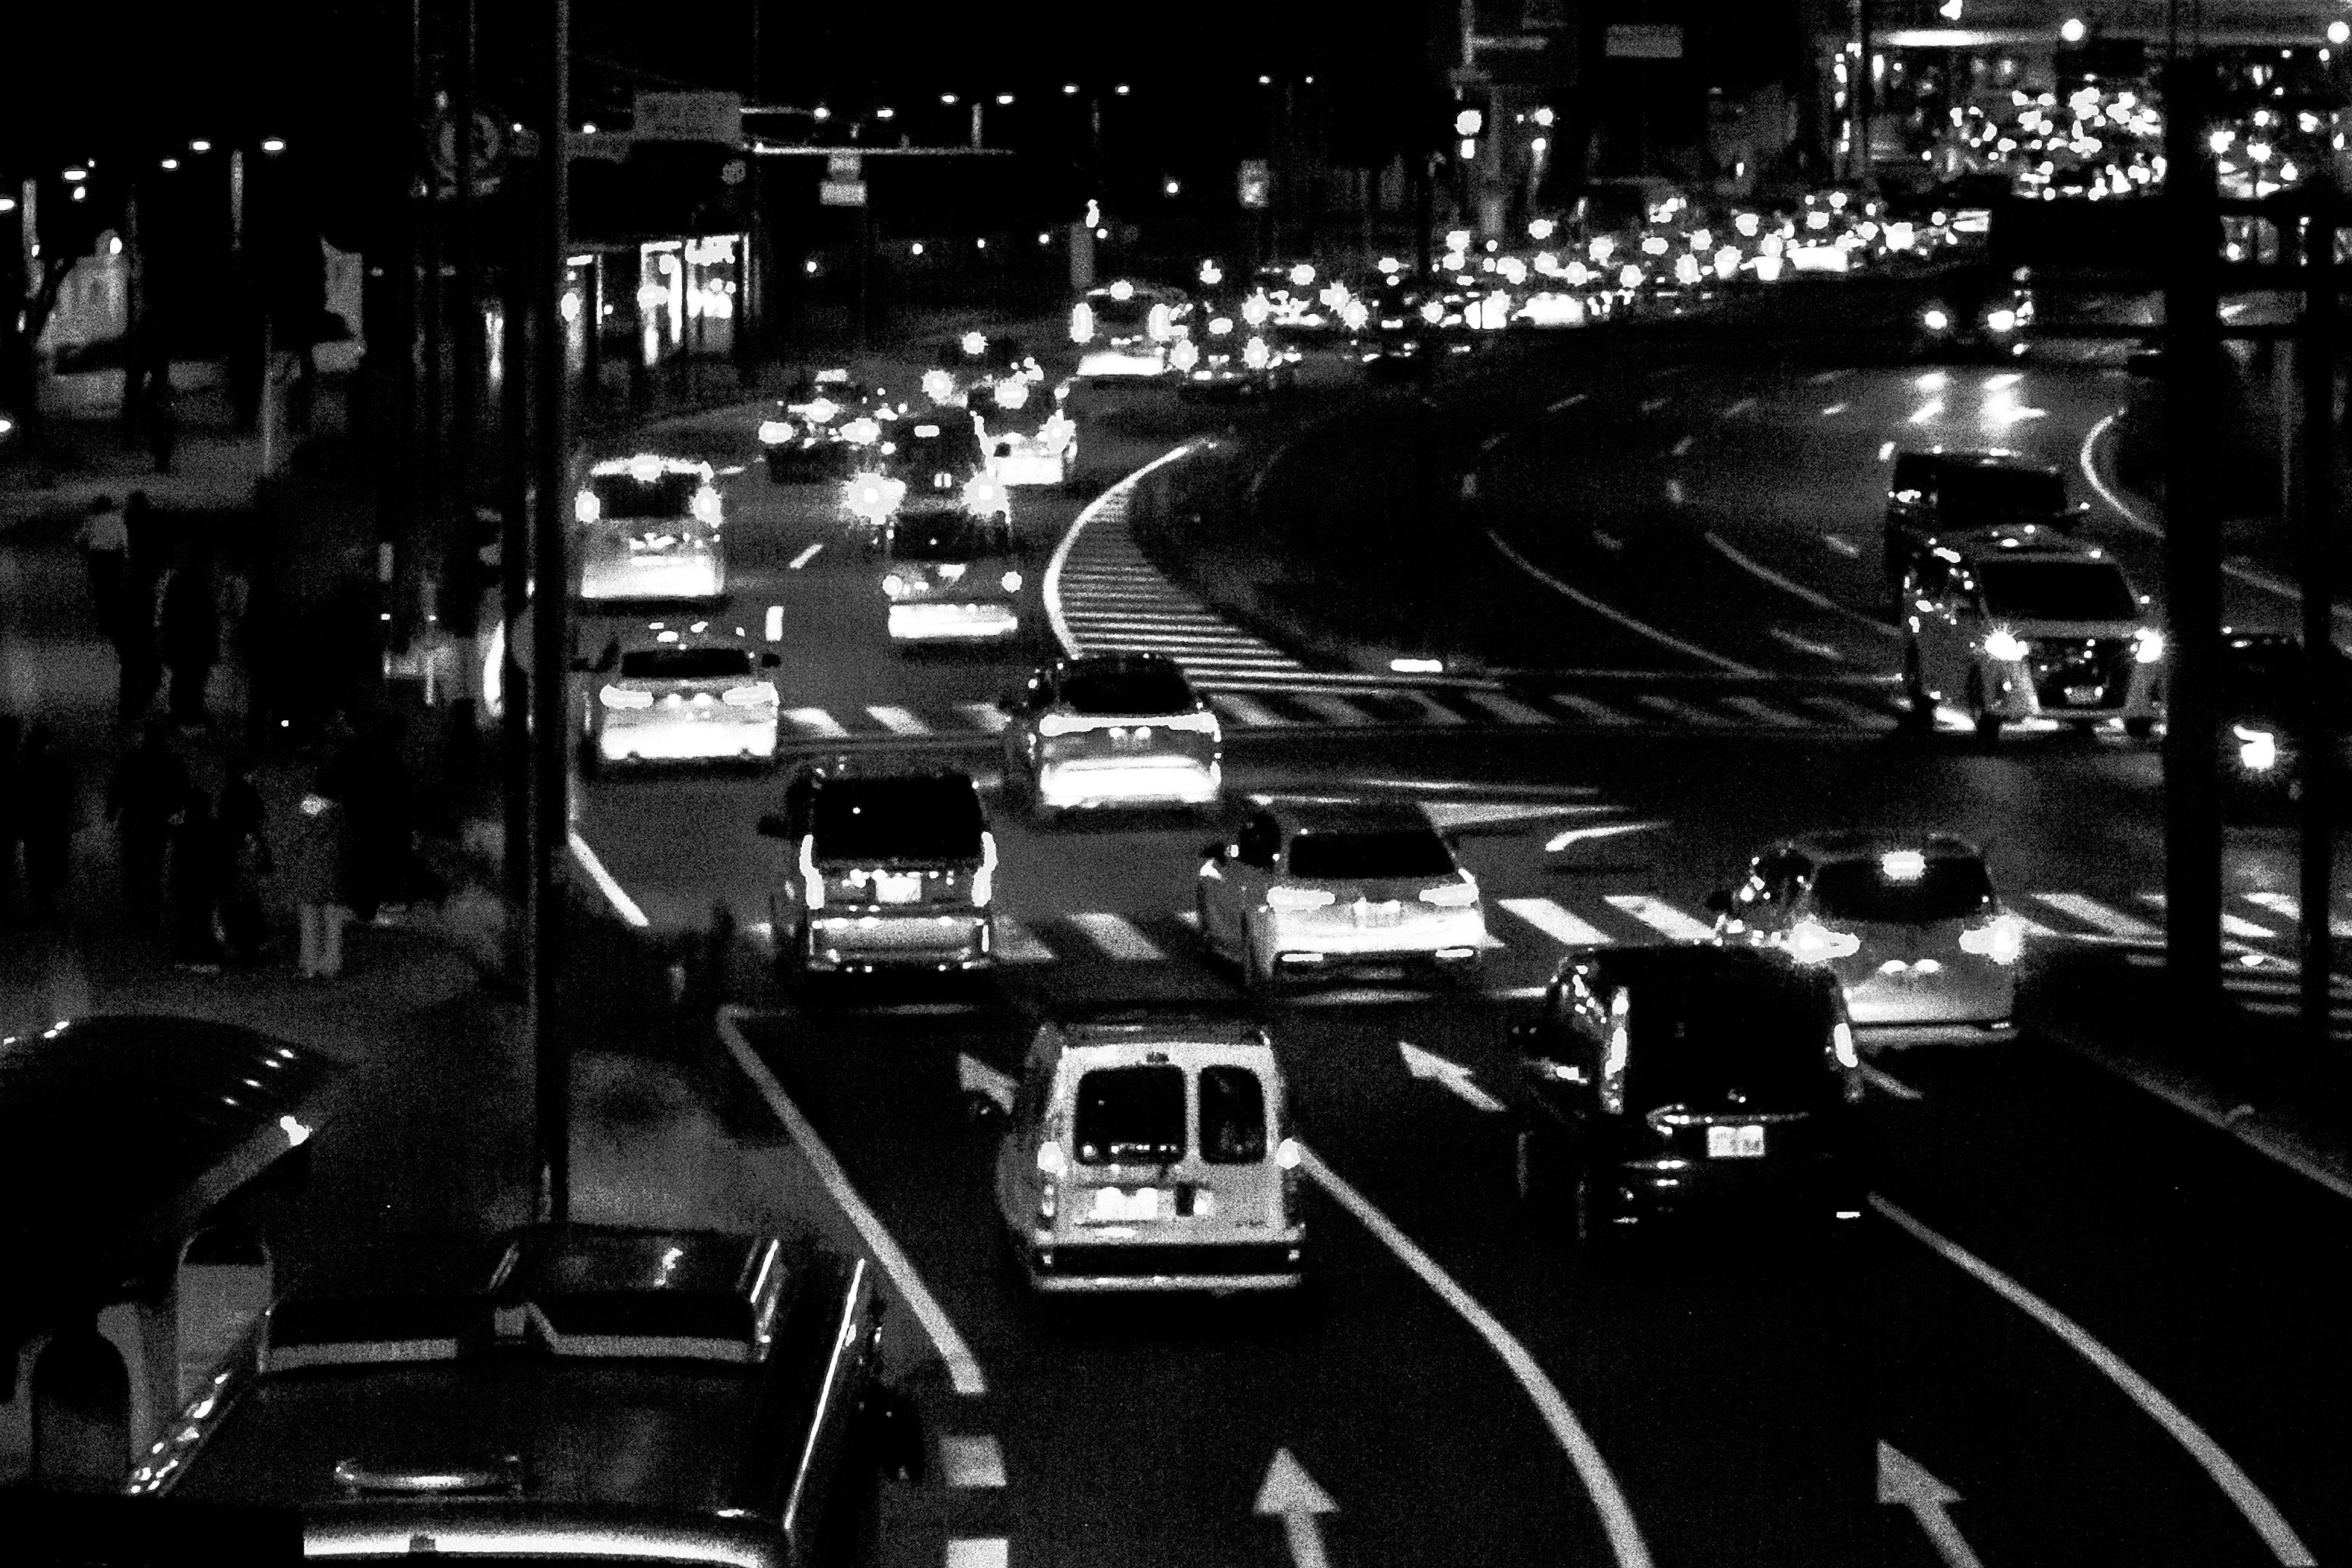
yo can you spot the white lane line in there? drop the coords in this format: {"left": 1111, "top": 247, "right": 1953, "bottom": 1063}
{"left": 1871, "top": 1194, "right": 2316, "bottom": 1566}
{"left": 1860, "top": 1064, "right": 1924, "bottom": 1101}
{"left": 1706, "top": 531, "right": 1901, "bottom": 637}
{"left": 1719, "top": 695, "right": 1809, "bottom": 727}
{"left": 1800, "top": 694, "right": 1899, "bottom": 729}
{"left": 1670, "top": 435, "right": 1695, "bottom": 456}
{"left": 1481, "top": 429, "right": 1514, "bottom": 453}
{"left": 1549, "top": 391, "right": 1589, "bottom": 413}
{"left": 1548, "top": 691, "right": 1635, "bottom": 725}
{"left": 1069, "top": 912, "right": 1166, "bottom": 960}
{"left": 994, "top": 917, "right": 1056, "bottom": 963}
{"left": 1879, "top": 441, "right": 1898, "bottom": 461}
{"left": 1212, "top": 692, "right": 1298, "bottom": 727}
{"left": 2079, "top": 412, "right": 2158, "bottom": 534}
{"left": 1300, "top": 1144, "right": 1654, "bottom": 1568}
{"left": 1487, "top": 527, "right": 1762, "bottom": 676}
{"left": 1909, "top": 400, "right": 1946, "bottom": 424}
{"left": 1821, "top": 402, "right": 1850, "bottom": 417}
{"left": 567, "top": 832, "right": 650, "bottom": 929}
{"left": 945, "top": 1540, "right": 1009, "bottom": 1568}
{"left": 1604, "top": 894, "right": 1717, "bottom": 942}
{"left": 1722, "top": 398, "right": 1757, "bottom": 417}
{"left": 1664, "top": 478, "right": 1687, "bottom": 505}
{"left": 2137, "top": 892, "right": 2277, "bottom": 940}
{"left": 1460, "top": 690, "right": 1558, "bottom": 725}
{"left": 2243, "top": 891, "right": 2352, "bottom": 938}
{"left": 940, "top": 1434, "right": 1008, "bottom": 1488}
{"left": 1501, "top": 897, "right": 1615, "bottom": 946}
{"left": 1044, "top": 440, "right": 1202, "bottom": 657}
{"left": 788, "top": 542, "right": 825, "bottom": 570}
{"left": 1634, "top": 693, "right": 1731, "bottom": 725}
{"left": 958, "top": 701, "right": 1010, "bottom": 734}
{"left": 1823, "top": 534, "right": 1861, "bottom": 557}
{"left": 1768, "top": 627, "right": 1844, "bottom": 661}
{"left": 1392, "top": 690, "right": 1469, "bottom": 726}
{"left": 785, "top": 707, "right": 851, "bottom": 738}
{"left": 2033, "top": 891, "right": 2163, "bottom": 941}
{"left": 716, "top": 1007, "right": 989, "bottom": 1397}
{"left": 1400, "top": 1041, "right": 1507, "bottom": 1113}
{"left": 764, "top": 605, "right": 785, "bottom": 641}
{"left": 1808, "top": 369, "right": 1850, "bottom": 386}
{"left": 1638, "top": 395, "right": 1668, "bottom": 413}
{"left": 1294, "top": 692, "right": 1376, "bottom": 726}
{"left": 866, "top": 706, "right": 932, "bottom": 736}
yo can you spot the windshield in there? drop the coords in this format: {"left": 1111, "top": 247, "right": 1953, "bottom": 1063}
{"left": 1286, "top": 829, "right": 1455, "bottom": 880}
{"left": 1199, "top": 1065, "right": 1268, "bottom": 1164}
{"left": 809, "top": 778, "right": 984, "bottom": 862}
{"left": 1060, "top": 663, "right": 1196, "bottom": 715}
{"left": 1937, "top": 466, "right": 2065, "bottom": 520}
{"left": 1810, "top": 856, "right": 1994, "bottom": 925}
{"left": 1624, "top": 984, "right": 1839, "bottom": 1112}
{"left": 1090, "top": 298, "right": 1153, "bottom": 331}
{"left": 1074, "top": 1065, "right": 1185, "bottom": 1165}
{"left": 891, "top": 519, "right": 1009, "bottom": 561}
{"left": 893, "top": 428, "right": 984, "bottom": 472}
{"left": 616, "top": 647, "right": 753, "bottom": 681}
{"left": 590, "top": 472, "right": 701, "bottom": 520}
{"left": 1977, "top": 561, "right": 2137, "bottom": 622}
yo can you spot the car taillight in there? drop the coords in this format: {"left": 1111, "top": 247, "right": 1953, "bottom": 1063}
{"left": 1831, "top": 1020, "right": 1858, "bottom": 1069}
{"left": 1956, "top": 911, "right": 2027, "bottom": 965}
{"left": 722, "top": 685, "right": 774, "bottom": 707}
{"left": 972, "top": 832, "right": 997, "bottom": 908}
{"left": 1036, "top": 711, "right": 1084, "bottom": 737}
{"left": 963, "top": 475, "right": 1007, "bottom": 515}
{"left": 1000, "top": 570, "right": 1023, "bottom": 593}
{"left": 1784, "top": 919, "right": 1861, "bottom": 964}
{"left": 799, "top": 835, "right": 825, "bottom": 910}
{"left": 599, "top": 685, "right": 653, "bottom": 709}
{"left": 1420, "top": 878, "right": 1479, "bottom": 907}
{"left": 1600, "top": 990, "right": 1630, "bottom": 1115}
{"left": 1267, "top": 886, "right": 1336, "bottom": 911}
{"left": 758, "top": 419, "right": 793, "bottom": 445}
{"left": 1161, "top": 710, "right": 1218, "bottom": 737}
{"left": 1070, "top": 303, "right": 1095, "bottom": 343}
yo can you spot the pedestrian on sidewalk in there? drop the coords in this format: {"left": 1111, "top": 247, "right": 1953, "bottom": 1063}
{"left": 18, "top": 722, "right": 75, "bottom": 920}
{"left": 75, "top": 496, "right": 130, "bottom": 643}
{"left": 159, "top": 548, "right": 219, "bottom": 729}
{"left": 285, "top": 781, "right": 352, "bottom": 979}
{"left": 0, "top": 714, "right": 20, "bottom": 918}
{"left": 106, "top": 720, "right": 188, "bottom": 929}
{"left": 217, "top": 756, "right": 271, "bottom": 965}
{"left": 165, "top": 787, "right": 224, "bottom": 971}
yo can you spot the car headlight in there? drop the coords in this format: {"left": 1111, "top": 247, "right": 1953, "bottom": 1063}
{"left": 1831, "top": 1020, "right": 1858, "bottom": 1069}
{"left": 1986, "top": 307, "right": 2018, "bottom": 333}
{"left": 993, "top": 379, "right": 1030, "bottom": 410}
{"left": 883, "top": 573, "right": 908, "bottom": 598}
{"left": 1957, "top": 911, "right": 2028, "bottom": 965}
{"left": 1923, "top": 307, "right": 1951, "bottom": 332}
{"left": 1266, "top": 885, "right": 1336, "bottom": 911}
{"left": 574, "top": 490, "right": 600, "bottom": 524}
{"left": 1784, "top": 919, "right": 1861, "bottom": 963}
{"left": 2135, "top": 628, "right": 2165, "bottom": 663}
{"left": 963, "top": 476, "right": 1007, "bottom": 514}
{"left": 2235, "top": 725, "right": 2278, "bottom": 771}
{"left": 758, "top": 419, "right": 794, "bottom": 445}
{"left": 1000, "top": 570, "right": 1023, "bottom": 592}
{"left": 1983, "top": 628, "right": 2030, "bottom": 662}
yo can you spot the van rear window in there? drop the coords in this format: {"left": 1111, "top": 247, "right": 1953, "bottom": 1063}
{"left": 1074, "top": 1065, "right": 1185, "bottom": 1165}
{"left": 1199, "top": 1066, "right": 1267, "bottom": 1164}
{"left": 590, "top": 472, "right": 701, "bottom": 519}
{"left": 809, "top": 778, "right": 983, "bottom": 862}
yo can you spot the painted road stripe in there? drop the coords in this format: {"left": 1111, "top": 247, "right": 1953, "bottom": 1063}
{"left": 1820, "top": 402, "right": 1849, "bottom": 417}
{"left": 958, "top": 702, "right": 1010, "bottom": 734}
{"left": 1808, "top": 369, "right": 1850, "bottom": 385}
{"left": 1604, "top": 894, "right": 1716, "bottom": 942}
{"left": 717, "top": 1008, "right": 988, "bottom": 1397}
{"left": 1303, "top": 1145, "right": 1653, "bottom": 1568}
{"left": 785, "top": 707, "right": 851, "bottom": 739}
{"left": 1800, "top": 693, "right": 1898, "bottom": 729}
{"left": 993, "top": 918, "right": 1056, "bottom": 964}
{"left": 2137, "top": 892, "right": 2277, "bottom": 940}
{"left": 2242, "top": 891, "right": 2352, "bottom": 938}
{"left": 945, "top": 1540, "right": 1009, "bottom": 1568}
{"left": 1548, "top": 391, "right": 1589, "bottom": 413}
{"left": 1719, "top": 695, "right": 1807, "bottom": 727}
{"left": 1548, "top": 691, "right": 1635, "bottom": 725}
{"left": 1069, "top": 913, "right": 1165, "bottom": 960}
{"left": 1705, "top": 531, "right": 1901, "bottom": 637}
{"left": 1860, "top": 1065, "right": 1924, "bottom": 1101}
{"left": 763, "top": 605, "right": 784, "bottom": 641}
{"left": 940, "top": 1434, "right": 1008, "bottom": 1488}
{"left": 1768, "top": 627, "right": 1844, "bottom": 661}
{"left": 1872, "top": 1194, "right": 2315, "bottom": 1566}
{"left": 1486, "top": 527, "right": 1762, "bottom": 676}
{"left": 1212, "top": 693, "right": 1297, "bottom": 727}
{"left": 788, "top": 542, "right": 824, "bottom": 570}
{"left": 1294, "top": 692, "right": 1374, "bottom": 726}
{"left": 866, "top": 706, "right": 931, "bottom": 737}
{"left": 1460, "top": 690, "right": 1558, "bottom": 725}
{"left": 1392, "top": 690, "right": 1469, "bottom": 726}
{"left": 1722, "top": 397, "right": 1757, "bottom": 417}
{"left": 2033, "top": 892, "right": 2163, "bottom": 941}
{"left": 567, "top": 832, "right": 650, "bottom": 929}
{"left": 1635, "top": 693, "right": 1732, "bottom": 725}
{"left": 1501, "top": 897, "right": 1614, "bottom": 947}
{"left": 1670, "top": 435, "right": 1695, "bottom": 456}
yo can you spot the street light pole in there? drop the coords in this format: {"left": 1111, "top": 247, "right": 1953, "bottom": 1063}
{"left": 2298, "top": 193, "right": 2336, "bottom": 1049}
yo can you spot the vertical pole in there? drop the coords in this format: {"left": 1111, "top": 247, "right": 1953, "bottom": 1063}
{"left": 2300, "top": 194, "right": 2337, "bottom": 1049}
{"left": 2161, "top": 58, "right": 2225, "bottom": 1051}
{"left": 500, "top": 186, "right": 531, "bottom": 959}
{"left": 1857, "top": 0, "right": 1875, "bottom": 187}
{"left": 453, "top": 0, "right": 478, "bottom": 525}
{"left": 532, "top": 0, "right": 573, "bottom": 1229}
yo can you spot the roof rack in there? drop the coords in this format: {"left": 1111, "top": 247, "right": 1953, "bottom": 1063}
{"left": 263, "top": 1293, "right": 480, "bottom": 1372}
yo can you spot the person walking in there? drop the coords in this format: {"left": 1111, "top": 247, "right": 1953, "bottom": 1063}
{"left": 159, "top": 549, "right": 219, "bottom": 729}
{"left": 165, "top": 787, "right": 224, "bottom": 971}
{"left": 17, "top": 723, "right": 75, "bottom": 921}
{"left": 75, "top": 496, "right": 129, "bottom": 643}
{"left": 284, "top": 781, "right": 351, "bottom": 979}
{"left": 105, "top": 720, "right": 187, "bottom": 930}
{"left": 216, "top": 757, "right": 271, "bottom": 965}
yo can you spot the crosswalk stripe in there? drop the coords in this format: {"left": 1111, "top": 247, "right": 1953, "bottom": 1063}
{"left": 958, "top": 702, "right": 1010, "bottom": 734}
{"left": 1294, "top": 693, "right": 1375, "bottom": 726}
{"left": 865, "top": 706, "right": 930, "bottom": 736}
{"left": 2242, "top": 891, "right": 2352, "bottom": 938}
{"left": 1547, "top": 691, "right": 1635, "bottom": 725}
{"left": 1800, "top": 693, "right": 1899, "bottom": 728}
{"left": 785, "top": 707, "right": 850, "bottom": 738}
{"left": 1718, "top": 695, "right": 1808, "bottom": 727}
{"left": 1501, "top": 897, "right": 1614, "bottom": 946}
{"left": 2136, "top": 892, "right": 2277, "bottom": 940}
{"left": 2239, "top": 998, "right": 2352, "bottom": 1020}
{"left": 1635, "top": 693, "right": 1731, "bottom": 725}
{"left": 1069, "top": 913, "right": 1165, "bottom": 960}
{"left": 2032, "top": 892, "right": 2163, "bottom": 940}
{"left": 1390, "top": 690, "right": 1469, "bottom": 726}
{"left": 995, "top": 918, "right": 1056, "bottom": 963}
{"left": 1210, "top": 693, "right": 1297, "bottom": 726}
{"left": 1603, "top": 894, "right": 1717, "bottom": 942}
{"left": 1460, "top": 690, "right": 1558, "bottom": 725}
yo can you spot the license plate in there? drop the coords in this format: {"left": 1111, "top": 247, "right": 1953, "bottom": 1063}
{"left": 1090, "top": 1186, "right": 1164, "bottom": 1221}
{"left": 1110, "top": 728, "right": 1152, "bottom": 752}
{"left": 873, "top": 872, "right": 922, "bottom": 905}
{"left": 1354, "top": 902, "right": 1403, "bottom": 927}
{"left": 2063, "top": 684, "right": 2105, "bottom": 706}
{"left": 1706, "top": 1125, "right": 1766, "bottom": 1159}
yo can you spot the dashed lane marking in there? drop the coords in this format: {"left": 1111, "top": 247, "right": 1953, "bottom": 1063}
{"left": 1485, "top": 527, "right": 1763, "bottom": 676}
{"left": 1294, "top": 692, "right": 1375, "bottom": 726}
{"left": 786, "top": 707, "right": 851, "bottom": 738}
{"left": 1860, "top": 1065, "right": 1924, "bottom": 1100}
{"left": 1670, "top": 435, "right": 1695, "bottom": 456}
{"left": 1604, "top": 894, "right": 1717, "bottom": 943}
{"left": 1392, "top": 689, "right": 1469, "bottom": 726}
{"left": 1212, "top": 693, "right": 1300, "bottom": 727}
{"left": 1808, "top": 369, "right": 1851, "bottom": 385}
{"left": 940, "top": 1435, "right": 1008, "bottom": 1489}
{"left": 1548, "top": 391, "right": 1589, "bottom": 413}
{"left": 1768, "top": 627, "right": 1844, "bottom": 661}
{"left": 1719, "top": 695, "right": 1807, "bottom": 727}
{"left": 1638, "top": 395, "right": 1669, "bottom": 413}
{"left": 1705, "top": 530, "right": 1901, "bottom": 638}
{"left": 788, "top": 542, "right": 824, "bottom": 570}
{"left": 1909, "top": 400, "right": 1945, "bottom": 424}
{"left": 1820, "top": 403, "right": 1849, "bottom": 417}
{"left": 945, "top": 1540, "right": 1010, "bottom": 1568}
{"left": 2032, "top": 891, "right": 2163, "bottom": 941}
{"left": 1549, "top": 691, "right": 1635, "bottom": 725}
{"left": 2243, "top": 891, "right": 2352, "bottom": 937}
{"left": 1722, "top": 398, "right": 1757, "bottom": 417}
{"left": 1460, "top": 690, "right": 1559, "bottom": 725}
{"left": 1823, "top": 534, "right": 1861, "bottom": 557}
{"left": 867, "top": 706, "right": 932, "bottom": 736}
{"left": 1798, "top": 693, "right": 1899, "bottom": 729}
{"left": 1069, "top": 913, "right": 1166, "bottom": 960}
{"left": 1634, "top": 693, "right": 1732, "bottom": 725}
{"left": 568, "top": 832, "right": 650, "bottom": 929}
{"left": 995, "top": 918, "right": 1056, "bottom": 964}
{"left": 2138, "top": 892, "right": 2278, "bottom": 941}
{"left": 957, "top": 702, "right": 1010, "bottom": 734}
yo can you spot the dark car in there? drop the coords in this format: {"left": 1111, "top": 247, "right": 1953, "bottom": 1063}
{"left": 134, "top": 1225, "right": 921, "bottom": 1568}
{"left": 1884, "top": 447, "right": 2084, "bottom": 600}
{"left": 1510, "top": 944, "right": 1865, "bottom": 1246}
{"left": 2218, "top": 630, "right": 2352, "bottom": 812}
{"left": 1918, "top": 264, "right": 2035, "bottom": 361}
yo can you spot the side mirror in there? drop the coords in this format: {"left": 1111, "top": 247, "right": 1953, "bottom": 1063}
{"left": 756, "top": 814, "right": 792, "bottom": 840}
{"left": 761, "top": 650, "right": 782, "bottom": 668}
{"left": 963, "top": 1090, "right": 1006, "bottom": 1125}
{"left": 1703, "top": 889, "right": 1733, "bottom": 916}
{"left": 1201, "top": 839, "right": 1231, "bottom": 861}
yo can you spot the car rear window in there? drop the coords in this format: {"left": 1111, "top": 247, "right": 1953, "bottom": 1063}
{"left": 1624, "top": 984, "right": 1839, "bottom": 1112}
{"left": 894, "top": 426, "right": 984, "bottom": 471}
{"left": 1977, "top": 560, "right": 2136, "bottom": 622}
{"left": 1810, "top": 856, "right": 1994, "bottom": 924}
{"left": 891, "top": 518, "right": 1009, "bottom": 561}
{"left": 1286, "top": 829, "right": 1455, "bottom": 880}
{"left": 1936, "top": 466, "right": 2064, "bottom": 521}
{"left": 1060, "top": 663, "right": 1196, "bottom": 715}
{"left": 1090, "top": 297, "right": 1153, "bottom": 332}
{"left": 617, "top": 647, "right": 753, "bottom": 680}
{"left": 809, "top": 778, "right": 984, "bottom": 862}
{"left": 590, "top": 472, "right": 701, "bottom": 519}
{"left": 1074, "top": 1065, "right": 1185, "bottom": 1165}
{"left": 1199, "top": 1066, "right": 1267, "bottom": 1164}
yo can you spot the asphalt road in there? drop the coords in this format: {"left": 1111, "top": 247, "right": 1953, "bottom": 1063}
{"left": 563, "top": 292, "right": 2352, "bottom": 1567}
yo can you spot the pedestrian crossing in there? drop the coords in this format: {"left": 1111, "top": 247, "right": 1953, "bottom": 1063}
{"left": 762, "top": 681, "right": 1921, "bottom": 748}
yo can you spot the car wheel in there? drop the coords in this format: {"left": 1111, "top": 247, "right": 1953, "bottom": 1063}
{"left": 1902, "top": 644, "right": 1934, "bottom": 727}
{"left": 1244, "top": 938, "right": 1283, "bottom": 996}
{"left": 578, "top": 737, "right": 602, "bottom": 779}
{"left": 2125, "top": 716, "right": 2157, "bottom": 739}
{"left": 1196, "top": 888, "right": 1226, "bottom": 962}
{"left": 1968, "top": 672, "right": 2003, "bottom": 746}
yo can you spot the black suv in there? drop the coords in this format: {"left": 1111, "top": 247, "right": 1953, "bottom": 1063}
{"left": 1510, "top": 945, "right": 1864, "bottom": 1246}
{"left": 1884, "top": 448, "right": 2083, "bottom": 601}
{"left": 760, "top": 763, "right": 998, "bottom": 976}
{"left": 2218, "top": 630, "right": 2352, "bottom": 812}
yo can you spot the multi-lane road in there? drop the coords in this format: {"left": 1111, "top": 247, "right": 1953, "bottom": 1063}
{"left": 564, "top": 287, "right": 2352, "bottom": 1567}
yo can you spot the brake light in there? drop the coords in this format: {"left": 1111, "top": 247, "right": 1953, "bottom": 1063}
{"left": 721, "top": 685, "right": 774, "bottom": 707}
{"left": 758, "top": 419, "right": 793, "bottom": 445}
{"left": 1163, "top": 710, "right": 1218, "bottom": 737}
{"left": 1956, "top": 911, "right": 2027, "bottom": 965}
{"left": 1036, "top": 1140, "right": 1066, "bottom": 1176}
{"left": 1983, "top": 628, "right": 2030, "bottom": 662}
{"left": 1420, "top": 878, "right": 1479, "bottom": 907}
{"left": 883, "top": 574, "right": 909, "bottom": 598}
{"left": 692, "top": 487, "right": 722, "bottom": 526}
{"left": 799, "top": 834, "right": 825, "bottom": 910}
{"left": 574, "top": 490, "right": 600, "bottom": 524}
{"left": 1070, "top": 303, "right": 1095, "bottom": 343}
{"left": 1831, "top": 1020, "right": 1858, "bottom": 1069}
{"left": 599, "top": 685, "right": 653, "bottom": 709}
{"left": 973, "top": 832, "right": 997, "bottom": 908}
{"left": 1267, "top": 886, "right": 1336, "bottom": 911}
{"left": 963, "top": 476, "right": 1007, "bottom": 515}
{"left": 1599, "top": 989, "right": 1630, "bottom": 1115}
{"left": 1784, "top": 919, "right": 1861, "bottom": 964}
{"left": 1036, "top": 712, "right": 1084, "bottom": 737}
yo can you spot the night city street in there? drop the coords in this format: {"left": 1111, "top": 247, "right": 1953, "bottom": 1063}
{"left": 7, "top": 3, "right": 2352, "bottom": 1567}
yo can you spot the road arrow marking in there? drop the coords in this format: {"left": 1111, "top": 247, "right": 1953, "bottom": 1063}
{"left": 1400, "top": 1042, "right": 1505, "bottom": 1114}
{"left": 958, "top": 1054, "right": 1015, "bottom": 1114}
{"left": 1256, "top": 1449, "right": 1337, "bottom": 1568}
{"left": 1877, "top": 1442, "right": 1983, "bottom": 1568}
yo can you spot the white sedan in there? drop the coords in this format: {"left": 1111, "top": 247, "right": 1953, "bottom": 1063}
{"left": 578, "top": 621, "right": 780, "bottom": 772}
